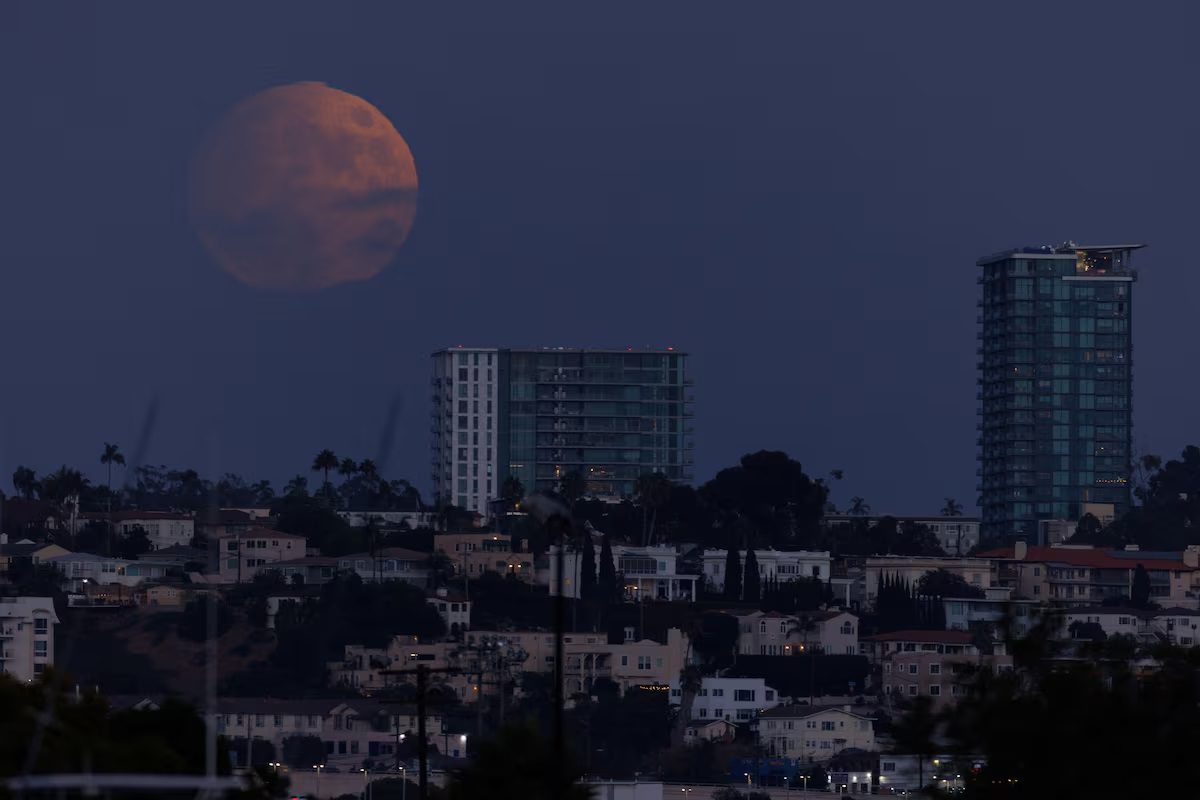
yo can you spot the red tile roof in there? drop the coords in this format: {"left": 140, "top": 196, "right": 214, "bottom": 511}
{"left": 861, "top": 629, "right": 974, "bottom": 644}
{"left": 978, "top": 545, "right": 1192, "bottom": 571}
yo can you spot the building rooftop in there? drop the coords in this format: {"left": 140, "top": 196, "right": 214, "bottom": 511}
{"left": 758, "top": 703, "right": 874, "bottom": 720}
{"left": 978, "top": 545, "right": 1192, "bottom": 572}
{"left": 861, "top": 630, "right": 975, "bottom": 645}
{"left": 220, "top": 527, "right": 303, "bottom": 541}
{"left": 977, "top": 242, "right": 1146, "bottom": 266}
{"left": 434, "top": 346, "right": 686, "bottom": 355}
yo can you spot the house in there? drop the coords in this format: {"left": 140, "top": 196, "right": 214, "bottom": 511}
{"left": 563, "top": 627, "right": 691, "bottom": 695}
{"left": 195, "top": 508, "right": 257, "bottom": 543}
{"left": 684, "top": 718, "right": 737, "bottom": 745}
{"left": 265, "top": 585, "right": 324, "bottom": 629}
{"left": 702, "top": 549, "right": 832, "bottom": 594}
{"left": 268, "top": 556, "right": 339, "bottom": 586}
{"left": 824, "top": 514, "right": 981, "bottom": 556}
{"left": 215, "top": 697, "right": 449, "bottom": 771}
{"left": 136, "top": 583, "right": 191, "bottom": 609}
{"left": 1062, "top": 606, "right": 1200, "bottom": 646}
{"left": 757, "top": 704, "right": 876, "bottom": 763}
{"left": 435, "top": 531, "right": 533, "bottom": 580}
{"left": 137, "top": 545, "right": 208, "bottom": 570}
{"left": 866, "top": 630, "right": 1012, "bottom": 709}
{"left": 339, "top": 510, "right": 435, "bottom": 529}
{"left": 96, "top": 511, "right": 194, "bottom": 550}
{"left": 426, "top": 588, "right": 471, "bottom": 635}
{"left": 864, "top": 556, "right": 993, "bottom": 608}
{"left": 214, "top": 528, "right": 307, "bottom": 583}
{"left": 550, "top": 543, "right": 699, "bottom": 602}
{"left": 727, "top": 609, "right": 858, "bottom": 656}
{"left": 335, "top": 547, "right": 430, "bottom": 586}
{"left": 0, "top": 596, "right": 58, "bottom": 681}
{"left": 943, "top": 596, "right": 1039, "bottom": 636}
{"left": 46, "top": 552, "right": 169, "bottom": 590}
{"left": 0, "top": 541, "right": 70, "bottom": 572}
{"left": 668, "top": 676, "right": 780, "bottom": 724}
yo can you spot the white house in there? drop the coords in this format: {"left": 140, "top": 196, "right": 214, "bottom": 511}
{"left": 426, "top": 588, "right": 471, "bottom": 635}
{"left": 701, "top": 549, "right": 831, "bottom": 594}
{"left": 668, "top": 676, "right": 780, "bottom": 724}
{"left": 757, "top": 704, "right": 876, "bottom": 764}
{"left": 0, "top": 596, "right": 58, "bottom": 681}
{"left": 335, "top": 547, "right": 430, "bottom": 586}
{"left": 549, "top": 543, "right": 698, "bottom": 602}
{"left": 1063, "top": 606, "right": 1200, "bottom": 646}
{"left": 215, "top": 529, "right": 307, "bottom": 583}
{"left": 46, "top": 552, "right": 169, "bottom": 590}
{"left": 111, "top": 511, "right": 194, "bottom": 550}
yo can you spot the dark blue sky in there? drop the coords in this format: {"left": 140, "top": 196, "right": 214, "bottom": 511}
{"left": 2, "top": 2, "right": 1197, "bottom": 513}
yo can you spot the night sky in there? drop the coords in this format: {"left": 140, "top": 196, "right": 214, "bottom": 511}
{"left": 2, "top": 2, "right": 1197, "bottom": 514}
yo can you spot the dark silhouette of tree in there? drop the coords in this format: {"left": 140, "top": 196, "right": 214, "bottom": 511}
{"left": 742, "top": 548, "right": 761, "bottom": 602}
{"left": 579, "top": 532, "right": 597, "bottom": 602}
{"left": 99, "top": 443, "right": 125, "bottom": 497}
{"left": 1131, "top": 563, "right": 1151, "bottom": 608}
{"left": 700, "top": 451, "right": 828, "bottom": 549}
{"left": 598, "top": 533, "right": 618, "bottom": 602}
{"left": 311, "top": 448, "right": 338, "bottom": 489}
{"left": 11, "top": 466, "right": 38, "bottom": 500}
{"left": 723, "top": 544, "right": 743, "bottom": 601}
{"left": 848, "top": 496, "right": 870, "bottom": 516}
{"left": 892, "top": 695, "right": 938, "bottom": 794}
{"left": 917, "top": 569, "right": 985, "bottom": 600}
{"left": 1069, "top": 512, "right": 1105, "bottom": 544}
{"left": 501, "top": 475, "right": 525, "bottom": 512}
{"left": 941, "top": 497, "right": 963, "bottom": 516}
{"left": 634, "top": 472, "right": 672, "bottom": 546}
{"left": 557, "top": 471, "right": 586, "bottom": 505}
{"left": 446, "top": 723, "right": 591, "bottom": 800}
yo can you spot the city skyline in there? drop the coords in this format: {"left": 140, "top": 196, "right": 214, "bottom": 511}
{"left": 3, "top": 3, "right": 1198, "bottom": 515}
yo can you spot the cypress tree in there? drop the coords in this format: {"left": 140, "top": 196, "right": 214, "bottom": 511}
{"left": 744, "top": 549, "right": 762, "bottom": 603}
{"left": 724, "top": 544, "right": 743, "bottom": 600}
{"left": 598, "top": 533, "right": 617, "bottom": 602}
{"left": 579, "top": 532, "right": 597, "bottom": 602}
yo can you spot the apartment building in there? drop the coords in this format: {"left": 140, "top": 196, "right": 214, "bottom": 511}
{"left": 103, "top": 511, "right": 194, "bottom": 550}
{"left": 864, "top": 556, "right": 994, "bottom": 608}
{"left": 866, "top": 630, "right": 1013, "bottom": 709}
{"left": 436, "top": 532, "right": 531, "bottom": 580}
{"left": 983, "top": 541, "right": 1200, "bottom": 606}
{"left": 0, "top": 596, "right": 58, "bottom": 681}
{"left": 46, "top": 553, "right": 168, "bottom": 591}
{"left": 215, "top": 698, "right": 446, "bottom": 771}
{"left": 701, "top": 549, "right": 832, "bottom": 594}
{"left": 1064, "top": 606, "right": 1200, "bottom": 646}
{"left": 667, "top": 676, "right": 780, "bottom": 724}
{"left": 426, "top": 588, "right": 471, "bottom": 634}
{"left": 564, "top": 628, "right": 690, "bottom": 695}
{"left": 758, "top": 705, "right": 876, "bottom": 763}
{"left": 215, "top": 529, "right": 307, "bottom": 583}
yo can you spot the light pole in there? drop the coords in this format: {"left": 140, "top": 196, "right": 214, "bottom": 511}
{"left": 399, "top": 765, "right": 406, "bottom": 800}
{"left": 783, "top": 776, "right": 789, "bottom": 796}
{"left": 361, "top": 767, "right": 370, "bottom": 800}
{"left": 312, "top": 764, "right": 324, "bottom": 798}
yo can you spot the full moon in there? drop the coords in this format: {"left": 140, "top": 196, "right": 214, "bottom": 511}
{"left": 189, "top": 82, "right": 418, "bottom": 291}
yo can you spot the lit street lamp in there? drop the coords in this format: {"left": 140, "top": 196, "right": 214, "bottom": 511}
{"left": 312, "top": 764, "right": 324, "bottom": 797}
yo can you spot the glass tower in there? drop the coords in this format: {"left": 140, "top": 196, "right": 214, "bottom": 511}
{"left": 976, "top": 243, "right": 1140, "bottom": 541}
{"left": 432, "top": 347, "right": 694, "bottom": 513}
{"left": 498, "top": 348, "right": 693, "bottom": 499}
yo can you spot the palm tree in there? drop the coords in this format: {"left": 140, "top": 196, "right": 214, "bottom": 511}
{"left": 311, "top": 449, "right": 338, "bottom": 491}
{"left": 634, "top": 472, "right": 672, "bottom": 546}
{"left": 284, "top": 475, "right": 309, "bottom": 497}
{"left": 337, "top": 457, "right": 358, "bottom": 481}
{"left": 11, "top": 466, "right": 38, "bottom": 500}
{"left": 40, "top": 466, "right": 88, "bottom": 544}
{"left": 848, "top": 496, "right": 871, "bottom": 516}
{"left": 358, "top": 459, "right": 379, "bottom": 484}
{"left": 940, "top": 497, "right": 963, "bottom": 517}
{"left": 99, "top": 442, "right": 126, "bottom": 496}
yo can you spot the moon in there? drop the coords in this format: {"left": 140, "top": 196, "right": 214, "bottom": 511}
{"left": 189, "top": 82, "right": 418, "bottom": 292}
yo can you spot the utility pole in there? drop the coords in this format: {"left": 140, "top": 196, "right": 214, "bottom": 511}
{"left": 380, "top": 664, "right": 463, "bottom": 800}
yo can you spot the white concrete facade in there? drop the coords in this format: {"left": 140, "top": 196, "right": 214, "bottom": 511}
{"left": 701, "top": 549, "right": 832, "bottom": 594}
{"left": 215, "top": 529, "right": 307, "bottom": 584}
{"left": 668, "top": 676, "right": 780, "bottom": 723}
{"left": 0, "top": 597, "right": 58, "bottom": 681}
{"left": 758, "top": 705, "right": 876, "bottom": 764}
{"left": 431, "top": 347, "right": 500, "bottom": 520}
{"left": 549, "top": 544, "right": 698, "bottom": 602}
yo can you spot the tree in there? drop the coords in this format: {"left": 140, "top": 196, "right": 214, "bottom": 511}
{"left": 445, "top": 723, "right": 591, "bottom": 800}
{"left": 892, "top": 695, "right": 938, "bottom": 794}
{"left": 723, "top": 545, "right": 743, "bottom": 601}
{"left": 700, "top": 451, "right": 828, "bottom": 549}
{"left": 1131, "top": 563, "right": 1151, "bottom": 608}
{"left": 311, "top": 449, "right": 338, "bottom": 489}
{"left": 501, "top": 476, "right": 525, "bottom": 511}
{"left": 917, "top": 569, "right": 985, "bottom": 600}
{"left": 283, "top": 475, "right": 309, "bottom": 498}
{"left": 1070, "top": 513, "right": 1104, "bottom": 543}
{"left": 578, "top": 532, "right": 597, "bottom": 602}
{"left": 558, "top": 471, "right": 586, "bottom": 505}
{"left": 100, "top": 442, "right": 126, "bottom": 496}
{"left": 941, "top": 497, "right": 963, "bottom": 517}
{"left": 281, "top": 734, "right": 326, "bottom": 769}
{"left": 634, "top": 472, "right": 672, "bottom": 546}
{"left": 742, "top": 549, "right": 761, "bottom": 603}
{"left": 848, "top": 496, "right": 870, "bottom": 516}
{"left": 598, "top": 533, "right": 618, "bottom": 602}
{"left": 337, "top": 457, "right": 358, "bottom": 481}
{"left": 11, "top": 466, "right": 38, "bottom": 500}
{"left": 116, "top": 525, "right": 152, "bottom": 559}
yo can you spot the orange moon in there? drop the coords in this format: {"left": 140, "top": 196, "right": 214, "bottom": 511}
{"left": 189, "top": 82, "right": 418, "bottom": 291}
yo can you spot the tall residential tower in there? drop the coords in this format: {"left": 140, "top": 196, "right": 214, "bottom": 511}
{"left": 432, "top": 347, "right": 693, "bottom": 518}
{"left": 977, "top": 243, "right": 1139, "bottom": 542}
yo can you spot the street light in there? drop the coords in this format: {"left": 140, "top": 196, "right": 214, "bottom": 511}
{"left": 361, "top": 767, "right": 371, "bottom": 800}
{"left": 312, "top": 764, "right": 324, "bottom": 797}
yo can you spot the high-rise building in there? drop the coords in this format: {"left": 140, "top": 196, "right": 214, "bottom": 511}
{"left": 977, "top": 243, "right": 1140, "bottom": 541}
{"left": 431, "top": 347, "right": 693, "bottom": 517}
